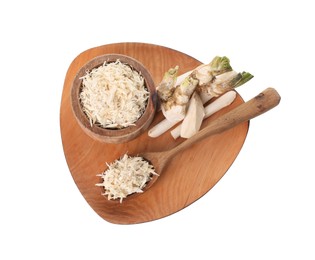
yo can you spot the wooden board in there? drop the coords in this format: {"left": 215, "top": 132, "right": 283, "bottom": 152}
{"left": 60, "top": 42, "right": 249, "bottom": 224}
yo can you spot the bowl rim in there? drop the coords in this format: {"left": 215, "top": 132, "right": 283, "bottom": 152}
{"left": 70, "top": 53, "right": 157, "bottom": 143}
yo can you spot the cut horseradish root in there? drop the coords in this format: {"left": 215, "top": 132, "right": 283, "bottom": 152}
{"left": 149, "top": 56, "right": 253, "bottom": 139}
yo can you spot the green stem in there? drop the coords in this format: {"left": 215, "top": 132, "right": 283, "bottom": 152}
{"left": 209, "top": 56, "right": 233, "bottom": 75}
{"left": 235, "top": 72, "right": 254, "bottom": 88}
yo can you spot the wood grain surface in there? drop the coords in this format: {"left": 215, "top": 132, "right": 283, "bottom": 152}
{"left": 60, "top": 42, "right": 249, "bottom": 224}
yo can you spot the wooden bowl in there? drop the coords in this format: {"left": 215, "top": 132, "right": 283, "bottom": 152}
{"left": 70, "top": 54, "right": 157, "bottom": 143}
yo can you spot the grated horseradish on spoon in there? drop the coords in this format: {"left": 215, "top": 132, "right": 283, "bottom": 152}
{"left": 96, "top": 154, "right": 158, "bottom": 203}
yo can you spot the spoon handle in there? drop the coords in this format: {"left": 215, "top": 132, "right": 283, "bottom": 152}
{"left": 166, "top": 87, "right": 281, "bottom": 158}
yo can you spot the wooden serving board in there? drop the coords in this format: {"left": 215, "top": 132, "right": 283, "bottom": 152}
{"left": 60, "top": 42, "right": 249, "bottom": 224}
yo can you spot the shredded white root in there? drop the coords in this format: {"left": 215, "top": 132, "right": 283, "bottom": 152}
{"left": 80, "top": 60, "right": 149, "bottom": 129}
{"left": 96, "top": 154, "right": 158, "bottom": 203}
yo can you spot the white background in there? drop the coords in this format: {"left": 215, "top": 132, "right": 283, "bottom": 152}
{"left": 1, "top": 0, "right": 314, "bottom": 259}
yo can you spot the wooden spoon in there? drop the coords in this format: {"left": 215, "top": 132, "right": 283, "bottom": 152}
{"left": 141, "top": 87, "right": 281, "bottom": 192}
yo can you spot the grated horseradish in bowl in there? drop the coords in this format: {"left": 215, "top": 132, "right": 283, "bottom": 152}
{"left": 70, "top": 54, "right": 157, "bottom": 143}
